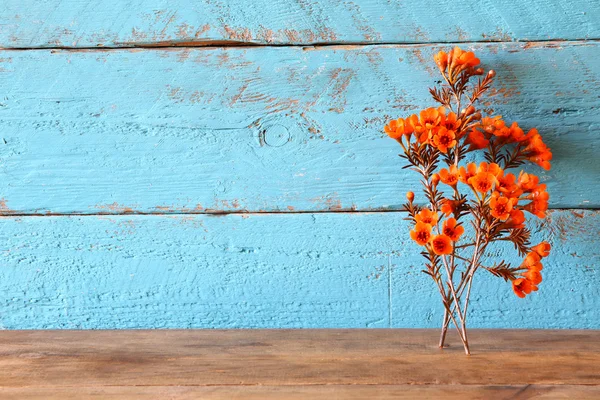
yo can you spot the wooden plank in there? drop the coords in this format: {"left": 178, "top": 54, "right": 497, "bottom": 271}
{"left": 1, "top": 0, "right": 599, "bottom": 47}
{"left": 0, "top": 330, "right": 599, "bottom": 387}
{"left": 0, "top": 42, "right": 598, "bottom": 214}
{"left": 1, "top": 385, "right": 599, "bottom": 399}
{"left": 0, "top": 210, "right": 598, "bottom": 329}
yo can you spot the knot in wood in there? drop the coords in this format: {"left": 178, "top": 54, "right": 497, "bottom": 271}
{"left": 263, "top": 125, "right": 290, "bottom": 147}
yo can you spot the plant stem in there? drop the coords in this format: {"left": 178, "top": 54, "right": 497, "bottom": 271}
{"left": 432, "top": 273, "right": 467, "bottom": 347}
{"left": 440, "top": 255, "right": 470, "bottom": 354}
{"left": 440, "top": 229, "right": 488, "bottom": 346}
{"left": 439, "top": 309, "right": 450, "bottom": 348}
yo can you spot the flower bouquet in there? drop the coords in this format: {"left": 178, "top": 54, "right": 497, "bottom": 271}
{"left": 384, "top": 47, "right": 552, "bottom": 355}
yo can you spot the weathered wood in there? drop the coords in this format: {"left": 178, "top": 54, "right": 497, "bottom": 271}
{"left": 1, "top": 385, "right": 599, "bottom": 399}
{"left": 1, "top": 0, "right": 599, "bottom": 47}
{"left": 0, "top": 42, "right": 598, "bottom": 214}
{"left": 0, "top": 330, "right": 599, "bottom": 388}
{"left": 0, "top": 210, "right": 597, "bottom": 329}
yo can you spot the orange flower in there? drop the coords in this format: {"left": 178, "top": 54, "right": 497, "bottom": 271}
{"left": 528, "top": 261, "right": 544, "bottom": 272}
{"left": 442, "top": 218, "right": 464, "bottom": 241}
{"left": 487, "top": 121, "right": 523, "bottom": 143}
{"left": 496, "top": 173, "right": 522, "bottom": 198}
{"left": 439, "top": 165, "right": 459, "bottom": 187}
{"left": 477, "top": 162, "right": 504, "bottom": 179}
{"left": 410, "top": 222, "right": 433, "bottom": 246}
{"left": 523, "top": 270, "right": 543, "bottom": 285}
{"left": 521, "top": 179, "right": 548, "bottom": 218}
{"left": 512, "top": 278, "right": 538, "bottom": 298}
{"left": 504, "top": 209, "right": 525, "bottom": 229}
{"left": 458, "top": 163, "right": 477, "bottom": 184}
{"left": 468, "top": 172, "right": 497, "bottom": 193}
{"left": 430, "top": 234, "right": 453, "bottom": 255}
{"left": 384, "top": 117, "right": 414, "bottom": 140}
{"left": 532, "top": 153, "right": 552, "bottom": 171}
{"left": 523, "top": 129, "right": 552, "bottom": 170}
{"left": 523, "top": 251, "right": 541, "bottom": 268}
{"left": 414, "top": 107, "right": 446, "bottom": 143}
{"left": 532, "top": 242, "right": 551, "bottom": 258}
{"left": 465, "top": 129, "right": 489, "bottom": 150}
{"left": 525, "top": 183, "right": 549, "bottom": 202}
{"left": 518, "top": 172, "right": 539, "bottom": 192}
{"left": 440, "top": 199, "right": 456, "bottom": 216}
{"left": 524, "top": 199, "right": 548, "bottom": 218}
{"left": 431, "top": 127, "right": 456, "bottom": 153}
{"left": 492, "top": 125, "right": 511, "bottom": 138}
{"left": 449, "top": 47, "right": 480, "bottom": 70}
{"left": 510, "top": 234, "right": 549, "bottom": 300}
{"left": 415, "top": 208, "right": 439, "bottom": 225}
{"left": 480, "top": 116, "right": 506, "bottom": 134}
{"left": 406, "top": 113, "right": 420, "bottom": 134}
{"left": 442, "top": 112, "right": 461, "bottom": 132}
{"left": 434, "top": 51, "right": 448, "bottom": 71}
{"left": 489, "top": 192, "right": 516, "bottom": 220}
{"left": 508, "top": 121, "right": 525, "bottom": 142}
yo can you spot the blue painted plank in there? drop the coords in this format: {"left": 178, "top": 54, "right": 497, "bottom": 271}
{"left": 0, "top": 210, "right": 597, "bottom": 329}
{"left": 1, "top": 0, "right": 599, "bottom": 47}
{"left": 0, "top": 42, "right": 598, "bottom": 213}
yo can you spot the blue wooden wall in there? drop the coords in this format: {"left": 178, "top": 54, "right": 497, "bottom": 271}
{"left": 0, "top": 1, "right": 599, "bottom": 329}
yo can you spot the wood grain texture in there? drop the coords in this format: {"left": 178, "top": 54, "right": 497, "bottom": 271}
{"left": 0, "top": 42, "right": 598, "bottom": 214}
{"left": 1, "top": 0, "right": 599, "bottom": 47}
{"left": 0, "top": 210, "right": 597, "bottom": 329}
{"left": 2, "top": 385, "right": 599, "bottom": 400}
{"left": 0, "top": 330, "right": 598, "bottom": 390}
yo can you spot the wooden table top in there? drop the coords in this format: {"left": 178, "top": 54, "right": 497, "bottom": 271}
{"left": 0, "top": 329, "right": 598, "bottom": 399}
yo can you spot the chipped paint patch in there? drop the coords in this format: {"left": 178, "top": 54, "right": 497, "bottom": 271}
{"left": 95, "top": 203, "right": 137, "bottom": 214}
{"left": 481, "top": 27, "right": 514, "bottom": 42}
{"left": 222, "top": 25, "right": 337, "bottom": 44}
{"left": 0, "top": 198, "right": 16, "bottom": 214}
{"left": 310, "top": 194, "right": 343, "bottom": 211}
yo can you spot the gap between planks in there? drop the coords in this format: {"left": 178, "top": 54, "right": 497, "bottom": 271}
{"left": 0, "top": 207, "right": 594, "bottom": 218}
{"left": 0, "top": 38, "right": 599, "bottom": 51}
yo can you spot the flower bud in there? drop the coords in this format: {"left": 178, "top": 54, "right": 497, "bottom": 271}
{"left": 487, "top": 69, "right": 496, "bottom": 78}
{"left": 471, "top": 112, "right": 482, "bottom": 120}
{"left": 406, "top": 191, "right": 415, "bottom": 203}
{"left": 434, "top": 51, "right": 448, "bottom": 71}
{"left": 474, "top": 68, "right": 484, "bottom": 75}
{"left": 431, "top": 173, "right": 440, "bottom": 186}
{"left": 463, "top": 105, "right": 476, "bottom": 116}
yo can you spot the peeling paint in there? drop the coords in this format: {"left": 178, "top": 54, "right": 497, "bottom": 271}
{"left": 95, "top": 203, "right": 136, "bottom": 214}
{"left": 0, "top": 198, "right": 15, "bottom": 214}
{"left": 310, "top": 194, "right": 343, "bottom": 211}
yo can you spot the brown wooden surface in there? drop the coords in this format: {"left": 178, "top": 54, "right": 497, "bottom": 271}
{"left": 0, "top": 329, "right": 598, "bottom": 399}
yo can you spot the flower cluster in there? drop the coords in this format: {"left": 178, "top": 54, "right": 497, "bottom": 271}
{"left": 437, "top": 162, "right": 550, "bottom": 221}
{"left": 434, "top": 47, "right": 481, "bottom": 83}
{"left": 409, "top": 160, "right": 550, "bottom": 260}
{"left": 512, "top": 242, "right": 551, "bottom": 297}
{"left": 384, "top": 107, "right": 464, "bottom": 154}
{"left": 410, "top": 209, "right": 464, "bottom": 254}
{"left": 383, "top": 47, "right": 553, "bottom": 354}
{"left": 467, "top": 118, "right": 552, "bottom": 170}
